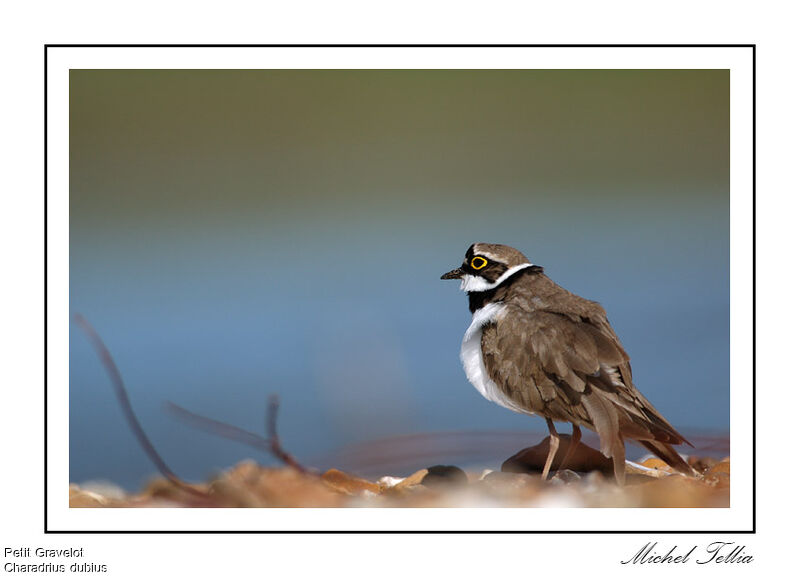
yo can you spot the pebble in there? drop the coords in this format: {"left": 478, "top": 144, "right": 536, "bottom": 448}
{"left": 480, "top": 471, "right": 541, "bottom": 492}
{"left": 69, "top": 484, "right": 108, "bottom": 507}
{"left": 421, "top": 465, "right": 468, "bottom": 488}
{"left": 549, "top": 469, "right": 582, "bottom": 485}
{"left": 377, "top": 476, "right": 404, "bottom": 488}
{"left": 321, "top": 469, "right": 382, "bottom": 496}
{"left": 393, "top": 469, "right": 429, "bottom": 489}
{"left": 640, "top": 458, "right": 672, "bottom": 471}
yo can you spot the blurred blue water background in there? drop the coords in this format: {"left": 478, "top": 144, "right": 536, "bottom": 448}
{"left": 70, "top": 70, "right": 729, "bottom": 489}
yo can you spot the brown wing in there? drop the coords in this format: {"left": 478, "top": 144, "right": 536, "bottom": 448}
{"left": 482, "top": 305, "right": 690, "bottom": 458}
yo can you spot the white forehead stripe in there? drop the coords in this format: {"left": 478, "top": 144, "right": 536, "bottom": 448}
{"left": 460, "top": 263, "right": 534, "bottom": 293}
{"left": 474, "top": 249, "right": 509, "bottom": 263}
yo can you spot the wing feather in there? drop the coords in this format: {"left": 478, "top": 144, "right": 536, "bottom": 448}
{"left": 484, "top": 304, "right": 690, "bottom": 449}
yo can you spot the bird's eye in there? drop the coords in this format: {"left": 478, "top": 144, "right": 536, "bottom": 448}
{"left": 471, "top": 256, "right": 488, "bottom": 270}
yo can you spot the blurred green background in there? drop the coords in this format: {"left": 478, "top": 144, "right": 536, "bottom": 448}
{"left": 70, "top": 69, "right": 729, "bottom": 489}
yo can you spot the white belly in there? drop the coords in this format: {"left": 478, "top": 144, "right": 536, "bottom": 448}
{"left": 459, "top": 303, "right": 534, "bottom": 415}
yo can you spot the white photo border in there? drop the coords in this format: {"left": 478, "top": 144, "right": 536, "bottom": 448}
{"left": 46, "top": 44, "right": 754, "bottom": 532}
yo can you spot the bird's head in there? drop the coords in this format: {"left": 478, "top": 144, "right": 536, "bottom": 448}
{"left": 441, "top": 243, "right": 536, "bottom": 293}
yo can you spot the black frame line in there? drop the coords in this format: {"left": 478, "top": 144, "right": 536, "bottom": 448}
{"left": 47, "top": 43, "right": 750, "bottom": 48}
{"left": 45, "top": 43, "right": 755, "bottom": 534}
{"left": 44, "top": 43, "right": 48, "bottom": 534}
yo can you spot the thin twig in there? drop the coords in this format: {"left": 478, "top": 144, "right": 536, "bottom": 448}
{"left": 74, "top": 314, "right": 206, "bottom": 498}
{"left": 166, "top": 398, "right": 313, "bottom": 475}
{"left": 266, "top": 394, "right": 308, "bottom": 473}
{"left": 166, "top": 402, "right": 272, "bottom": 453}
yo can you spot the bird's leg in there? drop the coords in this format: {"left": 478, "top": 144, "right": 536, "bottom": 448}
{"left": 541, "top": 418, "right": 560, "bottom": 481}
{"left": 612, "top": 432, "right": 626, "bottom": 486}
{"left": 557, "top": 424, "right": 582, "bottom": 472}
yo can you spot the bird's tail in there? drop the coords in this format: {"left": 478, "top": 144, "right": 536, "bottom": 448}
{"left": 637, "top": 439, "right": 697, "bottom": 477}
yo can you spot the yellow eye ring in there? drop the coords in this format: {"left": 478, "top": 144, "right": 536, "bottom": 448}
{"left": 471, "top": 256, "right": 488, "bottom": 270}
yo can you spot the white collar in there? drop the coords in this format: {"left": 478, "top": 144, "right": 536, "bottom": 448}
{"left": 460, "top": 263, "right": 535, "bottom": 293}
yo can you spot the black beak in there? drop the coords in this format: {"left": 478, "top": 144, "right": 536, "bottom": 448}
{"left": 440, "top": 268, "right": 464, "bottom": 280}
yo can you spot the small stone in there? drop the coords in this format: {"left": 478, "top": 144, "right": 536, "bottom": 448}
{"left": 479, "top": 469, "right": 494, "bottom": 480}
{"left": 640, "top": 458, "right": 670, "bottom": 470}
{"left": 480, "top": 471, "right": 541, "bottom": 491}
{"left": 77, "top": 480, "right": 127, "bottom": 500}
{"left": 380, "top": 469, "right": 434, "bottom": 500}
{"left": 321, "top": 469, "right": 381, "bottom": 495}
{"left": 377, "top": 476, "right": 404, "bottom": 488}
{"left": 394, "top": 469, "right": 429, "bottom": 489}
{"left": 421, "top": 465, "right": 468, "bottom": 488}
{"left": 69, "top": 485, "right": 108, "bottom": 507}
{"left": 550, "top": 469, "right": 582, "bottom": 485}
{"left": 625, "top": 461, "right": 668, "bottom": 478}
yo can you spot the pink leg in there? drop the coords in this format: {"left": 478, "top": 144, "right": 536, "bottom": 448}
{"left": 541, "top": 418, "right": 560, "bottom": 481}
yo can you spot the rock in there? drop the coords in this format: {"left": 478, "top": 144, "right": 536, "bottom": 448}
{"left": 640, "top": 458, "right": 670, "bottom": 470}
{"left": 381, "top": 468, "right": 432, "bottom": 498}
{"left": 625, "top": 461, "right": 669, "bottom": 479}
{"left": 377, "top": 476, "right": 405, "bottom": 488}
{"left": 321, "top": 469, "right": 381, "bottom": 495}
{"left": 76, "top": 480, "right": 127, "bottom": 500}
{"left": 393, "top": 469, "right": 429, "bottom": 489}
{"left": 479, "top": 471, "right": 542, "bottom": 494}
{"left": 635, "top": 457, "right": 693, "bottom": 477}
{"left": 421, "top": 465, "right": 468, "bottom": 488}
{"left": 69, "top": 484, "right": 109, "bottom": 507}
{"left": 482, "top": 471, "right": 532, "bottom": 485}
{"left": 549, "top": 469, "right": 582, "bottom": 485}
{"left": 502, "top": 434, "right": 614, "bottom": 475}
{"left": 625, "top": 461, "right": 671, "bottom": 486}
